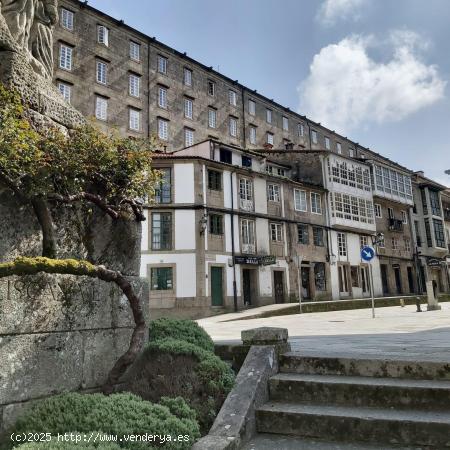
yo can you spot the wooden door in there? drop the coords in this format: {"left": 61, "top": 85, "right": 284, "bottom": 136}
{"left": 211, "top": 267, "right": 224, "bottom": 306}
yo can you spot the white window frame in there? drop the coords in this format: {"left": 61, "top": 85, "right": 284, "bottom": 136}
{"left": 207, "top": 80, "right": 216, "bottom": 96}
{"left": 248, "top": 99, "right": 256, "bottom": 116}
{"left": 266, "top": 132, "right": 274, "bottom": 145}
{"left": 158, "top": 118, "right": 169, "bottom": 141}
{"left": 229, "top": 117, "right": 238, "bottom": 137}
{"left": 401, "top": 210, "right": 408, "bottom": 224}
{"left": 129, "top": 73, "right": 140, "bottom": 97}
{"left": 267, "top": 184, "right": 280, "bottom": 202}
{"left": 391, "top": 237, "right": 399, "bottom": 251}
{"left": 95, "top": 96, "right": 108, "bottom": 121}
{"left": 282, "top": 116, "right": 289, "bottom": 131}
{"left": 249, "top": 126, "right": 257, "bottom": 145}
{"left": 58, "top": 82, "right": 71, "bottom": 103}
{"left": 311, "top": 192, "right": 322, "bottom": 214}
{"left": 184, "top": 98, "right": 193, "bottom": 119}
{"left": 266, "top": 108, "right": 272, "bottom": 124}
{"left": 311, "top": 130, "right": 318, "bottom": 144}
{"left": 336, "top": 142, "right": 342, "bottom": 154}
{"left": 59, "top": 44, "right": 73, "bottom": 71}
{"left": 96, "top": 60, "right": 107, "bottom": 85}
{"left": 404, "top": 238, "right": 411, "bottom": 252}
{"left": 158, "top": 55, "right": 168, "bottom": 74}
{"left": 229, "top": 90, "right": 237, "bottom": 106}
{"left": 158, "top": 86, "right": 167, "bottom": 109}
{"left": 375, "top": 204, "right": 382, "bottom": 218}
{"left": 184, "top": 128, "right": 194, "bottom": 147}
{"left": 60, "top": 8, "right": 74, "bottom": 31}
{"left": 97, "top": 25, "right": 109, "bottom": 46}
{"left": 184, "top": 67, "right": 192, "bottom": 86}
{"left": 337, "top": 232, "right": 347, "bottom": 257}
{"left": 294, "top": 189, "right": 307, "bottom": 212}
{"left": 129, "top": 108, "right": 141, "bottom": 131}
{"left": 298, "top": 123, "right": 304, "bottom": 137}
{"left": 241, "top": 219, "right": 256, "bottom": 247}
{"left": 325, "top": 137, "right": 331, "bottom": 150}
{"left": 129, "top": 41, "right": 140, "bottom": 61}
{"left": 360, "top": 236, "right": 369, "bottom": 249}
{"left": 208, "top": 108, "right": 216, "bottom": 129}
{"left": 239, "top": 178, "right": 253, "bottom": 201}
{"left": 270, "top": 223, "right": 283, "bottom": 242}
{"left": 349, "top": 148, "right": 355, "bottom": 158}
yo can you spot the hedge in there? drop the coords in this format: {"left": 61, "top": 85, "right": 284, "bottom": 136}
{"left": 149, "top": 318, "right": 214, "bottom": 352}
{"left": 8, "top": 393, "right": 200, "bottom": 450}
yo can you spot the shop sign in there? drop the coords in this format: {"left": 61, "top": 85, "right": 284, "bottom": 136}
{"left": 428, "top": 258, "right": 443, "bottom": 267}
{"left": 234, "top": 255, "right": 276, "bottom": 266}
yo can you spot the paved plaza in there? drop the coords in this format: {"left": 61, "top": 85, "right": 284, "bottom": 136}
{"left": 198, "top": 302, "right": 450, "bottom": 362}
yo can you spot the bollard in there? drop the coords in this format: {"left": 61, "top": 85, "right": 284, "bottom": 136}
{"left": 400, "top": 298, "right": 405, "bottom": 308}
{"left": 416, "top": 297, "right": 422, "bottom": 313}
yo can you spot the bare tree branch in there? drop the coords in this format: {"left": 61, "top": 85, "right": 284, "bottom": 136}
{"left": 31, "top": 198, "right": 57, "bottom": 259}
{"left": 0, "top": 257, "right": 146, "bottom": 393}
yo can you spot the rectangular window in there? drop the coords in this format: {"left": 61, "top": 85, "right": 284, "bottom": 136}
{"left": 391, "top": 237, "right": 399, "bottom": 250}
{"left": 401, "top": 210, "right": 408, "bottom": 224}
{"left": 158, "top": 86, "right": 167, "bottom": 108}
{"left": 96, "top": 60, "right": 107, "bottom": 85}
{"left": 129, "top": 108, "right": 141, "bottom": 131}
{"left": 433, "top": 219, "right": 445, "bottom": 248}
{"left": 294, "top": 189, "right": 307, "bottom": 212}
{"left": 184, "top": 98, "right": 193, "bottom": 119}
{"left": 349, "top": 148, "right": 354, "bottom": 158}
{"left": 266, "top": 108, "right": 272, "bottom": 124}
{"left": 311, "top": 192, "right": 322, "bottom": 214}
{"left": 337, "top": 232, "right": 347, "bottom": 257}
{"left": 60, "top": 8, "right": 74, "bottom": 30}
{"left": 297, "top": 224, "right": 309, "bottom": 245}
{"left": 248, "top": 99, "right": 256, "bottom": 115}
{"left": 429, "top": 190, "right": 442, "bottom": 216}
{"left": 242, "top": 155, "right": 252, "bottom": 168}
{"left": 270, "top": 223, "right": 283, "bottom": 242}
{"left": 325, "top": 137, "right": 330, "bottom": 150}
{"left": 208, "top": 108, "right": 216, "bottom": 128}
{"left": 209, "top": 214, "right": 223, "bottom": 235}
{"left": 184, "top": 128, "right": 194, "bottom": 147}
{"left": 267, "top": 184, "right": 280, "bottom": 202}
{"left": 130, "top": 41, "right": 140, "bottom": 61}
{"left": 229, "top": 117, "right": 237, "bottom": 137}
{"left": 129, "top": 73, "right": 140, "bottom": 97}
{"left": 151, "top": 212, "right": 172, "bottom": 250}
{"left": 97, "top": 25, "right": 109, "bottom": 46}
{"left": 425, "top": 219, "right": 432, "bottom": 247}
{"left": 338, "top": 265, "right": 349, "bottom": 293}
{"left": 298, "top": 123, "right": 304, "bottom": 137}
{"left": 239, "top": 178, "right": 253, "bottom": 201}
{"left": 207, "top": 80, "right": 215, "bottom": 96}
{"left": 58, "top": 82, "right": 71, "bottom": 103}
{"left": 158, "top": 118, "right": 168, "bottom": 140}
{"left": 151, "top": 267, "right": 173, "bottom": 290}
{"left": 59, "top": 44, "right": 72, "bottom": 70}
{"left": 249, "top": 126, "right": 257, "bottom": 144}
{"left": 282, "top": 116, "right": 289, "bottom": 131}
{"left": 219, "top": 148, "right": 232, "bottom": 164}
{"left": 336, "top": 142, "right": 342, "bottom": 154}
{"left": 241, "top": 219, "right": 255, "bottom": 247}
{"left": 314, "top": 263, "right": 326, "bottom": 291}
{"left": 388, "top": 207, "right": 394, "bottom": 219}
{"left": 95, "top": 96, "right": 107, "bottom": 121}
{"left": 351, "top": 266, "right": 360, "bottom": 288}
{"left": 155, "top": 168, "right": 171, "bottom": 204}
{"left": 313, "top": 227, "right": 324, "bottom": 247}
{"left": 404, "top": 238, "right": 411, "bottom": 252}
{"left": 184, "top": 67, "right": 192, "bottom": 86}
{"left": 360, "top": 236, "right": 369, "bottom": 249}
{"left": 208, "top": 170, "right": 222, "bottom": 191}
{"left": 311, "top": 130, "right": 318, "bottom": 144}
{"left": 266, "top": 132, "right": 274, "bottom": 145}
{"left": 415, "top": 221, "right": 422, "bottom": 247}
{"left": 158, "top": 55, "right": 168, "bottom": 74}
{"left": 229, "top": 90, "right": 237, "bottom": 106}
{"left": 375, "top": 204, "right": 382, "bottom": 218}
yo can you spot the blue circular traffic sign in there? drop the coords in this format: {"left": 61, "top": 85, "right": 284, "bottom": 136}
{"left": 361, "top": 246, "right": 375, "bottom": 261}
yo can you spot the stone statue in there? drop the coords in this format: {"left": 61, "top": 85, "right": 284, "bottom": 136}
{"left": 0, "top": 0, "right": 57, "bottom": 79}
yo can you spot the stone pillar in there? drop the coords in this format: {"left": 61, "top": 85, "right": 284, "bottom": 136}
{"left": 426, "top": 280, "right": 441, "bottom": 311}
{"left": 241, "top": 327, "right": 291, "bottom": 355}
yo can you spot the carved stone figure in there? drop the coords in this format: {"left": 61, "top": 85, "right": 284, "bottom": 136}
{"left": 0, "top": 0, "right": 57, "bottom": 79}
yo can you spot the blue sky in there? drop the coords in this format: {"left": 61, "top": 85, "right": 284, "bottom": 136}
{"left": 90, "top": 0, "right": 450, "bottom": 186}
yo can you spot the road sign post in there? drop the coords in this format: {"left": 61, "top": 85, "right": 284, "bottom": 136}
{"left": 361, "top": 246, "right": 376, "bottom": 319}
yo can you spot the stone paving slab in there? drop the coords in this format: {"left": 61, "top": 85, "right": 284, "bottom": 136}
{"left": 242, "top": 434, "right": 415, "bottom": 450}
{"left": 198, "top": 303, "right": 450, "bottom": 363}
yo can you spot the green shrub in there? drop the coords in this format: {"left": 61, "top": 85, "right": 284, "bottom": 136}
{"left": 149, "top": 318, "right": 214, "bottom": 352}
{"left": 125, "top": 338, "right": 234, "bottom": 434}
{"left": 9, "top": 393, "right": 200, "bottom": 450}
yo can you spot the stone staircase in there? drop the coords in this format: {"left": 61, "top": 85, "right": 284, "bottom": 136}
{"left": 255, "top": 353, "right": 450, "bottom": 448}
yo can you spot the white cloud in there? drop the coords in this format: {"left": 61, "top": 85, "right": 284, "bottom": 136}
{"left": 317, "top": 0, "right": 368, "bottom": 26}
{"left": 298, "top": 31, "right": 446, "bottom": 134}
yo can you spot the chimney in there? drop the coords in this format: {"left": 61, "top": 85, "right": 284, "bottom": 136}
{"left": 416, "top": 170, "right": 425, "bottom": 177}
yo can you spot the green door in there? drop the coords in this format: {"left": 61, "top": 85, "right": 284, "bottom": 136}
{"left": 211, "top": 267, "right": 224, "bottom": 306}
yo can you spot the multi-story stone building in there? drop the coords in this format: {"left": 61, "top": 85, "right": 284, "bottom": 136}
{"left": 442, "top": 189, "right": 450, "bottom": 287}
{"left": 140, "top": 140, "right": 330, "bottom": 318}
{"left": 51, "top": 0, "right": 449, "bottom": 316}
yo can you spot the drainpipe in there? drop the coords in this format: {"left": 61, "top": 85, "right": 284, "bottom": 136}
{"left": 306, "top": 119, "right": 313, "bottom": 150}
{"left": 230, "top": 170, "right": 238, "bottom": 311}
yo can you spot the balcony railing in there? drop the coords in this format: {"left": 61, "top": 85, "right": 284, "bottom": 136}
{"left": 388, "top": 218, "right": 403, "bottom": 232}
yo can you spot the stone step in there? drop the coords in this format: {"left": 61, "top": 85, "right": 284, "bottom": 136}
{"left": 242, "top": 433, "right": 418, "bottom": 450}
{"left": 280, "top": 353, "right": 450, "bottom": 380}
{"left": 256, "top": 402, "right": 450, "bottom": 448}
{"left": 269, "top": 373, "right": 450, "bottom": 409}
